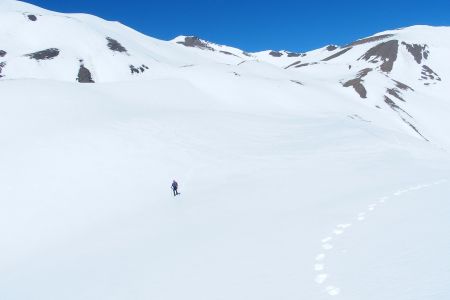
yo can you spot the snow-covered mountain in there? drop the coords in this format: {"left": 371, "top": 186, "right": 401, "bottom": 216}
{"left": 1, "top": 1, "right": 450, "bottom": 300}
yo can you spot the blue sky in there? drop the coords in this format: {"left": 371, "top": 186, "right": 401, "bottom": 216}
{"left": 26, "top": 0, "right": 450, "bottom": 52}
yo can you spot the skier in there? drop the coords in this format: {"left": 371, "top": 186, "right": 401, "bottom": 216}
{"left": 171, "top": 180, "right": 180, "bottom": 196}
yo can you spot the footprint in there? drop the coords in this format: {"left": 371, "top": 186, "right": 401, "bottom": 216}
{"left": 337, "top": 224, "right": 352, "bottom": 229}
{"left": 315, "top": 253, "right": 326, "bottom": 261}
{"left": 379, "top": 196, "right": 388, "bottom": 203}
{"left": 314, "top": 264, "right": 325, "bottom": 271}
{"left": 357, "top": 212, "right": 366, "bottom": 221}
{"left": 333, "top": 229, "right": 344, "bottom": 235}
{"left": 326, "top": 286, "right": 341, "bottom": 296}
{"left": 322, "top": 237, "right": 333, "bottom": 243}
{"left": 315, "top": 273, "right": 328, "bottom": 284}
{"left": 322, "top": 243, "right": 333, "bottom": 250}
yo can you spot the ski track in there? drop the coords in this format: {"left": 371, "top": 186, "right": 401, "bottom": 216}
{"left": 313, "top": 178, "right": 449, "bottom": 297}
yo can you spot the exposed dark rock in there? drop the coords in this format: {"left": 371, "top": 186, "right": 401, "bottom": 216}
{"left": 384, "top": 96, "right": 412, "bottom": 117}
{"left": 130, "top": 64, "right": 149, "bottom": 74}
{"left": 130, "top": 65, "right": 139, "bottom": 74}
{"left": 343, "top": 79, "right": 367, "bottom": 98}
{"left": 220, "top": 50, "right": 239, "bottom": 57}
{"left": 322, "top": 47, "right": 352, "bottom": 61}
{"left": 269, "top": 51, "right": 283, "bottom": 57}
{"left": 176, "top": 36, "right": 215, "bottom": 51}
{"left": 242, "top": 52, "right": 252, "bottom": 57}
{"left": 326, "top": 45, "right": 338, "bottom": 51}
{"left": 0, "top": 61, "right": 6, "bottom": 78}
{"left": 386, "top": 88, "right": 405, "bottom": 102}
{"left": 77, "top": 61, "right": 94, "bottom": 83}
{"left": 290, "top": 80, "right": 304, "bottom": 85}
{"left": 342, "top": 68, "right": 372, "bottom": 99}
{"left": 401, "top": 42, "right": 429, "bottom": 64}
{"left": 232, "top": 72, "right": 240, "bottom": 76}
{"left": 348, "top": 114, "right": 371, "bottom": 122}
{"left": 385, "top": 96, "right": 428, "bottom": 141}
{"left": 0, "top": 50, "right": 6, "bottom": 57}
{"left": 356, "top": 68, "right": 372, "bottom": 78}
{"left": 294, "top": 62, "right": 318, "bottom": 68}
{"left": 106, "top": 37, "right": 128, "bottom": 53}
{"left": 25, "top": 48, "right": 60, "bottom": 60}
{"left": 286, "top": 51, "right": 305, "bottom": 57}
{"left": 393, "top": 80, "right": 414, "bottom": 91}
{"left": 343, "top": 34, "right": 395, "bottom": 48}
{"left": 420, "top": 65, "right": 441, "bottom": 82}
{"left": 180, "top": 64, "right": 195, "bottom": 68}
{"left": 359, "top": 40, "right": 399, "bottom": 72}
{"left": 27, "top": 14, "right": 37, "bottom": 21}
{"left": 285, "top": 61, "right": 302, "bottom": 69}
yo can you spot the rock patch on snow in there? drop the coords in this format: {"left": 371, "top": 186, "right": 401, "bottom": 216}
{"left": 219, "top": 50, "right": 239, "bottom": 57}
{"left": 287, "top": 52, "right": 304, "bottom": 57}
{"left": 342, "top": 68, "right": 372, "bottom": 98}
{"left": 420, "top": 65, "right": 441, "bottom": 83}
{"left": 322, "top": 47, "right": 352, "bottom": 61}
{"left": 269, "top": 51, "right": 283, "bottom": 57}
{"left": 130, "top": 64, "right": 149, "bottom": 74}
{"left": 393, "top": 80, "right": 414, "bottom": 91}
{"left": 27, "top": 14, "right": 37, "bottom": 21}
{"left": 359, "top": 40, "right": 399, "bottom": 72}
{"left": 344, "top": 34, "right": 395, "bottom": 47}
{"left": 25, "top": 48, "right": 60, "bottom": 60}
{"left": 176, "top": 36, "right": 215, "bottom": 51}
{"left": 106, "top": 37, "right": 128, "bottom": 53}
{"left": 0, "top": 50, "right": 6, "bottom": 57}
{"left": 326, "top": 45, "right": 338, "bottom": 51}
{"left": 77, "top": 60, "right": 94, "bottom": 83}
{"left": 402, "top": 42, "right": 429, "bottom": 64}
{"left": 0, "top": 61, "right": 5, "bottom": 78}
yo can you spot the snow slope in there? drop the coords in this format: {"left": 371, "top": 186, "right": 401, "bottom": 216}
{"left": 1, "top": 1, "right": 450, "bottom": 300}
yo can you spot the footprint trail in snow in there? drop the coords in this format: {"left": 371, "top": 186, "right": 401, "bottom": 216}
{"left": 312, "top": 178, "right": 448, "bottom": 297}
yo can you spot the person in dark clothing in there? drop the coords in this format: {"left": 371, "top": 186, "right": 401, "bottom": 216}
{"left": 171, "top": 180, "right": 180, "bottom": 196}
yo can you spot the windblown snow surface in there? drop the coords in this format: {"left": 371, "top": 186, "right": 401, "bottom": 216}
{"left": 1, "top": 1, "right": 450, "bottom": 300}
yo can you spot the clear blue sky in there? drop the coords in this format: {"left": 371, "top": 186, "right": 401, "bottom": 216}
{"left": 26, "top": 0, "right": 450, "bottom": 52}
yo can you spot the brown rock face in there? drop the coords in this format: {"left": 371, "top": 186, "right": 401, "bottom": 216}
{"left": 359, "top": 40, "right": 399, "bottom": 73}
{"left": 322, "top": 47, "right": 352, "bottom": 61}
{"left": 25, "top": 48, "right": 60, "bottom": 60}
{"left": 106, "top": 37, "right": 128, "bottom": 53}
{"left": 176, "top": 37, "right": 215, "bottom": 51}
{"left": 342, "top": 68, "right": 372, "bottom": 99}
{"left": 343, "top": 34, "right": 395, "bottom": 48}
{"left": 402, "top": 42, "right": 429, "bottom": 64}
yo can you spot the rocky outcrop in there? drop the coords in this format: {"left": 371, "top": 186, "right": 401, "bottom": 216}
{"left": 25, "top": 48, "right": 60, "bottom": 60}
{"left": 77, "top": 60, "right": 94, "bottom": 83}
{"left": 0, "top": 61, "right": 6, "bottom": 78}
{"left": 176, "top": 36, "right": 215, "bottom": 51}
{"left": 106, "top": 37, "right": 128, "bottom": 53}
{"left": 402, "top": 42, "right": 429, "bottom": 64}
{"left": 359, "top": 40, "right": 399, "bottom": 72}
{"left": 322, "top": 47, "right": 352, "bottom": 61}
{"left": 269, "top": 51, "right": 283, "bottom": 57}
{"left": 130, "top": 64, "right": 149, "bottom": 74}
{"left": 344, "top": 34, "right": 395, "bottom": 48}
{"left": 342, "top": 68, "right": 372, "bottom": 98}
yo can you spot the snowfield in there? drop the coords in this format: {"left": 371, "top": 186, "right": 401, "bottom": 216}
{"left": 1, "top": 1, "right": 450, "bottom": 300}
